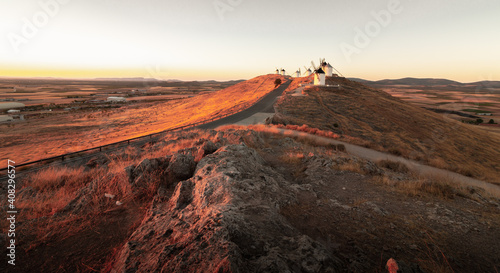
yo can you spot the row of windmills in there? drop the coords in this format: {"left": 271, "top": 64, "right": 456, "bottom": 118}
{"left": 275, "top": 68, "right": 286, "bottom": 76}
{"left": 275, "top": 58, "right": 342, "bottom": 86}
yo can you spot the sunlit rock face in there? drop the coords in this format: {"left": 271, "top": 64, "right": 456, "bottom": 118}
{"left": 112, "top": 143, "right": 342, "bottom": 273}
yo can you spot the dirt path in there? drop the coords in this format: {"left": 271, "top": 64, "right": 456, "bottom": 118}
{"left": 260, "top": 127, "right": 500, "bottom": 198}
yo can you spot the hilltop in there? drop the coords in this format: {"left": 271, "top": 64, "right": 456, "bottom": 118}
{"left": 271, "top": 77, "right": 500, "bottom": 184}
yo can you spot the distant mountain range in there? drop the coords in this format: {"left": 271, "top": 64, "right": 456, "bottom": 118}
{"left": 348, "top": 77, "right": 500, "bottom": 88}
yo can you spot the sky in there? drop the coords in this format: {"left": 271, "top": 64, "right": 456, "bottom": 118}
{"left": 1, "top": 0, "right": 499, "bottom": 82}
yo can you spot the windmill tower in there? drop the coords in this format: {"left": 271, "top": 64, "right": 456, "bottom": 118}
{"left": 281, "top": 68, "right": 286, "bottom": 76}
{"left": 314, "top": 68, "right": 326, "bottom": 85}
{"left": 303, "top": 66, "right": 312, "bottom": 77}
{"left": 324, "top": 63, "right": 333, "bottom": 77}
{"left": 294, "top": 68, "right": 301, "bottom": 78}
{"left": 311, "top": 60, "right": 325, "bottom": 86}
{"left": 275, "top": 68, "right": 280, "bottom": 75}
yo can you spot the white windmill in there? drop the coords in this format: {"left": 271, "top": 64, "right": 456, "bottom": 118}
{"left": 303, "top": 66, "right": 312, "bottom": 76}
{"left": 281, "top": 68, "right": 286, "bottom": 76}
{"left": 311, "top": 60, "right": 326, "bottom": 86}
{"left": 275, "top": 68, "right": 280, "bottom": 75}
{"left": 294, "top": 68, "right": 301, "bottom": 78}
{"left": 323, "top": 63, "right": 333, "bottom": 77}
{"left": 319, "top": 58, "right": 344, "bottom": 77}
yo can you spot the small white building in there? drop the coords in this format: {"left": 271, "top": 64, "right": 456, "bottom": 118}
{"left": 304, "top": 68, "right": 312, "bottom": 77}
{"left": 314, "top": 68, "right": 326, "bottom": 86}
{"left": 294, "top": 70, "right": 301, "bottom": 78}
{"left": 7, "top": 109, "right": 21, "bottom": 114}
{"left": 275, "top": 69, "right": 280, "bottom": 75}
{"left": 281, "top": 69, "right": 286, "bottom": 76}
{"left": 107, "top": 97, "right": 127, "bottom": 103}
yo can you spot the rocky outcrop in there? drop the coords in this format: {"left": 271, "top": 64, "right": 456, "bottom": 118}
{"left": 112, "top": 144, "right": 342, "bottom": 272}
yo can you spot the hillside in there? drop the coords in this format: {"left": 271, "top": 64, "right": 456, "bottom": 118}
{"left": 349, "top": 77, "right": 500, "bottom": 88}
{"left": 3, "top": 127, "right": 499, "bottom": 272}
{"left": 0, "top": 74, "right": 285, "bottom": 167}
{"left": 271, "top": 77, "right": 500, "bottom": 184}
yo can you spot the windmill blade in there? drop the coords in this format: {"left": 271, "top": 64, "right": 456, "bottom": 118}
{"left": 311, "top": 61, "right": 317, "bottom": 70}
{"left": 331, "top": 65, "right": 345, "bottom": 78}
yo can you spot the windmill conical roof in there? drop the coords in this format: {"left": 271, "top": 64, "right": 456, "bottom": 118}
{"left": 315, "top": 68, "right": 325, "bottom": 74}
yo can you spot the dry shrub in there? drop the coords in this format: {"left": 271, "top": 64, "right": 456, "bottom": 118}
{"left": 427, "top": 157, "right": 448, "bottom": 169}
{"left": 388, "top": 148, "right": 403, "bottom": 156}
{"left": 272, "top": 124, "right": 341, "bottom": 139}
{"left": 18, "top": 166, "right": 105, "bottom": 219}
{"left": 28, "top": 166, "right": 90, "bottom": 192}
{"left": 453, "top": 166, "right": 476, "bottom": 178}
{"left": 278, "top": 151, "right": 305, "bottom": 165}
{"left": 374, "top": 173, "right": 466, "bottom": 199}
{"left": 335, "top": 160, "right": 364, "bottom": 174}
{"left": 377, "top": 160, "right": 409, "bottom": 173}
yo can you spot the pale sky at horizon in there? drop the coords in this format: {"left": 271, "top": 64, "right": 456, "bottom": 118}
{"left": 1, "top": 0, "right": 499, "bottom": 82}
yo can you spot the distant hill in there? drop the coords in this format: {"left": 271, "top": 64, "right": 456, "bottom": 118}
{"left": 349, "top": 77, "right": 462, "bottom": 86}
{"left": 94, "top": 77, "right": 159, "bottom": 81}
{"left": 349, "top": 77, "right": 500, "bottom": 88}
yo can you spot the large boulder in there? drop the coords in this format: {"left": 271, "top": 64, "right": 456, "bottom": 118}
{"left": 112, "top": 144, "right": 342, "bottom": 272}
{"left": 165, "top": 153, "right": 196, "bottom": 184}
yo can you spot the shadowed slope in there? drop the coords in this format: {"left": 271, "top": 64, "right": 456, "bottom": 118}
{"left": 272, "top": 77, "right": 500, "bottom": 183}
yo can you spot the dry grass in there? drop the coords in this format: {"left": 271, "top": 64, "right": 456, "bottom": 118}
{"left": 416, "top": 232, "right": 456, "bottom": 273}
{"left": 16, "top": 128, "right": 220, "bottom": 222}
{"left": 17, "top": 166, "right": 101, "bottom": 219}
{"left": 284, "top": 76, "right": 313, "bottom": 93}
{"left": 335, "top": 160, "right": 365, "bottom": 173}
{"left": 374, "top": 173, "right": 469, "bottom": 199}
{"left": 376, "top": 160, "right": 409, "bottom": 173}
{"left": 278, "top": 151, "right": 305, "bottom": 165}
{"left": 11, "top": 128, "right": 224, "bottom": 271}
{"left": 0, "top": 74, "right": 286, "bottom": 168}
{"left": 274, "top": 77, "right": 500, "bottom": 184}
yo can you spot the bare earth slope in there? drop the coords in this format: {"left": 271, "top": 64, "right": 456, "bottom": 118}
{"left": 272, "top": 77, "right": 500, "bottom": 184}
{"left": 0, "top": 74, "right": 285, "bottom": 168}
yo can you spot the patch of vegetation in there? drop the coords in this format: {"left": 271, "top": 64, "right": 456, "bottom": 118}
{"left": 462, "top": 108, "right": 491, "bottom": 113}
{"left": 466, "top": 102, "right": 497, "bottom": 107}
{"left": 376, "top": 160, "right": 409, "bottom": 173}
